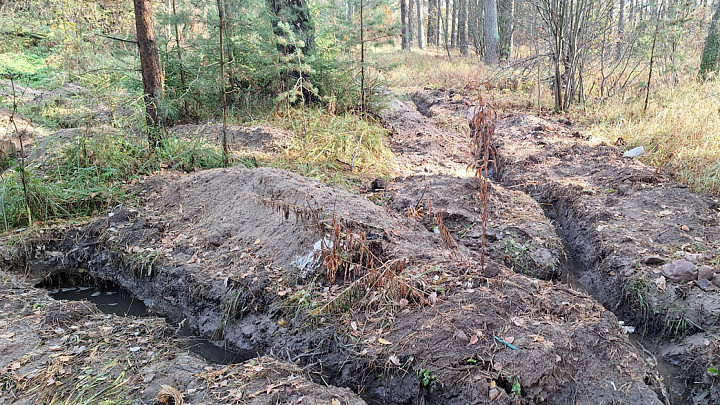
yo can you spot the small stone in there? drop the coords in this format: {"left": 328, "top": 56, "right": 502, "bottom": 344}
{"left": 642, "top": 255, "right": 666, "bottom": 265}
{"left": 489, "top": 388, "right": 501, "bottom": 401}
{"left": 696, "top": 279, "right": 713, "bottom": 291}
{"left": 712, "top": 274, "right": 720, "bottom": 287}
{"left": 483, "top": 263, "right": 500, "bottom": 278}
{"left": 698, "top": 265, "right": 715, "bottom": 281}
{"left": 454, "top": 330, "right": 470, "bottom": 344}
{"left": 623, "top": 146, "right": 645, "bottom": 158}
{"left": 661, "top": 259, "right": 697, "bottom": 282}
{"left": 684, "top": 253, "right": 702, "bottom": 264}
{"left": 681, "top": 225, "right": 691, "bottom": 232}
{"left": 370, "top": 178, "right": 387, "bottom": 191}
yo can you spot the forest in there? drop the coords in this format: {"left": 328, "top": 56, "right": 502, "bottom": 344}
{"left": 2, "top": 0, "right": 720, "bottom": 404}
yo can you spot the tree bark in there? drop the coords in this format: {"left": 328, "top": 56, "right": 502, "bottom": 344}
{"left": 417, "top": 0, "right": 425, "bottom": 48}
{"left": 401, "top": 0, "right": 411, "bottom": 50}
{"left": 170, "top": 0, "right": 189, "bottom": 118}
{"left": 436, "top": 0, "right": 441, "bottom": 45}
{"left": 216, "top": 0, "right": 229, "bottom": 166}
{"left": 133, "top": 0, "right": 164, "bottom": 147}
{"left": 428, "top": 0, "right": 437, "bottom": 45}
{"left": 482, "top": 0, "right": 499, "bottom": 64}
{"left": 700, "top": 0, "right": 720, "bottom": 79}
{"left": 408, "top": 0, "right": 414, "bottom": 47}
{"left": 451, "top": 0, "right": 458, "bottom": 47}
{"left": 617, "top": 0, "right": 625, "bottom": 60}
{"left": 458, "top": 0, "right": 468, "bottom": 55}
{"left": 445, "top": 0, "right": 450, "bottom": 48}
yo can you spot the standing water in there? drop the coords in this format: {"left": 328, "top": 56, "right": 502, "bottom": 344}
{"left": 48, "top": 283, "right": 256, "bottom": 365}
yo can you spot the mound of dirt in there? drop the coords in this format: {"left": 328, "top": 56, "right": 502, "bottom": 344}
{"left": 6, "top": 162, "right": 670, "bottom": 403}
{"left": 171, "top": 124, "right": 291, "bottom": 155}
{"left": 379, "top": 95, "right": 470, "bottom": 176}
{"left": 389, "top": 175, "right": 562, "bottom": 279}
{"left": 487, "top": 107, "right": 720, "bottom": 401}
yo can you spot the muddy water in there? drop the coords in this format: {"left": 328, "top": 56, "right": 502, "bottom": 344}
{"left": 49, "top": 285, "right": 256, "bottom": 365}
{"left": 558, "top": 251, "right": 686, "bottom": 405}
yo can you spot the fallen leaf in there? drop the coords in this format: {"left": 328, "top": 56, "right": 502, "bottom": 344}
{"left": 469, "top": 334, "right": 479, "bottom": 346}
{"left": 378, "top": 338, "right": 392, "bottom": 345}
{"left": 510, "top": 316, "right": 525, "bottom": 327}
{"left": 332, "top": 399, "right": 341, "bottom": 405}
{"left": 388, "top": 355, "right": 401, "bottom": 366}
{"left": 503, "top": 336, "right": 515, "bottom": 345}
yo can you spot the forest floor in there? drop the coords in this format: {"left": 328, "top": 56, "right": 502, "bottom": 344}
{"left": 2, "top": 86, "right": 720, "bottom": 404}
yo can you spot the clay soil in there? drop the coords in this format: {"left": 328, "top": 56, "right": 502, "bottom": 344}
{"left": 5, "top": 86, "right": 719, "bottom": 404}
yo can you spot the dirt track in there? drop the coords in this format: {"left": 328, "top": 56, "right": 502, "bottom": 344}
{"left": 6, "top": 88, "right": 720, "bottom": 403}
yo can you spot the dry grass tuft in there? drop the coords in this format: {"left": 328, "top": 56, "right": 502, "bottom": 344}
{"left": 369, "top": 47, "right": 489, "bottom": 91}
{"left": 583, "top": 78, "right": 720, "bottom": 194}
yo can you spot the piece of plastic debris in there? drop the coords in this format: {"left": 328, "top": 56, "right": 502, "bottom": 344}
{"left": 494, "top": 335, "right": 518, "bottom": 350}
{"left": 623, "top": 146, "right": 644, "bottom": 158}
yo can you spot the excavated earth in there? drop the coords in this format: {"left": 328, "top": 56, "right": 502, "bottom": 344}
{"left": 4, "top": 86, "right": 712, "bottom": 404}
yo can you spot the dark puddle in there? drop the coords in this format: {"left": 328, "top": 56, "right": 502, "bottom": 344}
{"left": 558, "top": 245, "right": 685, "bottom": 404}
{"left": 45, "top": 280, "right": 255, "bottom": 365}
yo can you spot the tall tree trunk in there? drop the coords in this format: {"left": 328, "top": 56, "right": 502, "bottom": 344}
{"left": 216, "top": 0, "right": 229, "bottom": 166}
{"left": 170, "top": 0, "right": 189, "bottom": 118}
{"left": 267, "top": 0, "right": 315, "bottom": 56}
{"left": 508, "top": 0, "right": 514, "bottom": 59}
{"left": 616, "top": 0, "right": 625, "bottom": 60}
{"left": 428, "top": 0, "right": 437, "bottom": 45}
{"left": 445, "top": 0, "right": 450, "bottom": 48}
{"left": 417, "top": 0, "right": 425, "bottom": 48}
{"left": 700, "top": 0, "right": 720, "bottom": 78}
{"left": 133, "top": 0, "right": 164, "bottom": 147}
{"left": 498, "top": 0, "right": 513, "bottom": 60}
{"left": 401, "top": 0, "right": 411, "bottom": 50}
{"left": 451, "top": 0, "right": 458, "bottom": 47}
{"left": 408, "top": 0, "right": 414, "bottom": 47}
{"left": 436, "top": 0, "right": 442, "bottom": 45}
{"left": 347, "top": 0, "right": 353, "bottom": 20}
{"left": 482, "top": 0, "right": 499, "bottom": 64}
{"left": 458, "top": 0, "right": 468, "bottom": 55}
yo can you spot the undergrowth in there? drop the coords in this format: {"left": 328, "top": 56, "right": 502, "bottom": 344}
{"left": 0, "top": 133, "right": 225, "bottom": 232}
{"left": 261, "top": 108, "right": 395, "bottom": 188}
{"left": 584, "top": 78, "right": 720, "bottom": 194}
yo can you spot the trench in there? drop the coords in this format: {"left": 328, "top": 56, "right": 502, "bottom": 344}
{"left": 38, "top": 274, "right": 257, "bottom": 366}
{"left": 483, "top": 149, "right": 688, "bottom": 404}
{"left": 558, "top": 243, "right": 685, "bottom": 404}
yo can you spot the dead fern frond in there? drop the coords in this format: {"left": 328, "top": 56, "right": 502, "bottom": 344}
{"left": 465, "top": 81, "right": 497, "bottom": 270}
{"left": 434, "top": 212, "right": 457, "bottom": 249}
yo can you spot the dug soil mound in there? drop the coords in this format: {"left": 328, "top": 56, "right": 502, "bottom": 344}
{"left": 3, "top": 84, "right": 695, "bottom": 403}
{"left": 171, "top": 124, "right": 291, "bottom": 155}
{"left": 406, "top": 88, "right": 720, "bottom": 402}
{"left": 6, "top": 152, "right": 669, "bottom": 402}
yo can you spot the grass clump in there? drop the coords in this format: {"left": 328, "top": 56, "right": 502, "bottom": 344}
{"left": 264, "top": 108, "right": 396, "bottom": 188}
{"left": 582, "top": 78, "right": 720, "bottom": 194}
{"left": 1, "top": 132, "right": 226, "bottom": 232}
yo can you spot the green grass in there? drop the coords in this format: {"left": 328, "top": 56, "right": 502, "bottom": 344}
{"left": 258, "top": 108, "right": 396, "bottom": 188}
{"left": 1, "top": 132, "right": 226, "bottom": 232}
